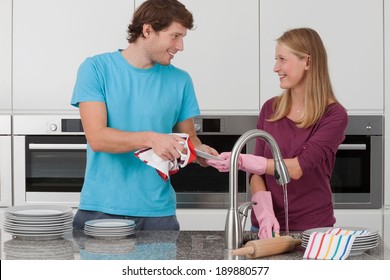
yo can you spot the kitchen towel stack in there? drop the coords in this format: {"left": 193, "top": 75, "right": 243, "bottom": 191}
{"left": 303, "top": 228, "right": 368, "bottom": 260}
{"left": 134, "top": 133, "right": 196, "bottom": 181}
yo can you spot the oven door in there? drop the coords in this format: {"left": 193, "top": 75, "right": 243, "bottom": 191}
{"left": 13, "top": 135, "right": 86, "bottom": 206}
{"left": 331, "top": 135, "right": 383, "bottom": 209}
{"left": 171, "top": 135, "right": 253, "bottom": 208}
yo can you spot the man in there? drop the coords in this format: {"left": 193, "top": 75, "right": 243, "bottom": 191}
{"left": 71, "top": 0, "right": 216, "bottom": 230}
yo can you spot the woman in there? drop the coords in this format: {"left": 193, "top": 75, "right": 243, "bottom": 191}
{"left": 207, "top": 28, "right": 348, "bottom": 239}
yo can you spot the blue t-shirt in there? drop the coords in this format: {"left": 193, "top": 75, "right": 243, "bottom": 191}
{"left": 71, "top": 50, "right": 200, "bottom": 217}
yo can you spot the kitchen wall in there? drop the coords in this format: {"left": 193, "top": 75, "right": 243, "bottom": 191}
{"left": 0, "top": 0, "right": 388, "bottom": 238}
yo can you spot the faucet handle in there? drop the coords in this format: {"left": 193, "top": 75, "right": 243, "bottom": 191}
{"left": 238, "top": 201, "right": 256, "bottom": 231}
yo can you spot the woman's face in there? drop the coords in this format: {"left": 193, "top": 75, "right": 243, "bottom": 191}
{"left": 273, "top": 43, "right": 308, "bottom": 93}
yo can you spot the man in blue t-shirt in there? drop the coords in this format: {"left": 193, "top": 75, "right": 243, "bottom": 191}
{"left": 71, "top": 0, "right": 217, "bottom": 230}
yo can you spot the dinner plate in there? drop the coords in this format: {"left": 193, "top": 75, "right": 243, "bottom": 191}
{"left": 84, "top": 219, "right": 135, "bottom": 239}
{"left": 194, "top": 149, "right": 222, "bottom": 161}
{"left": 302, "top": 226, "right": 378, "bottom": 238}
{"left": 4, "top": 223, "right": 72, "bottom": 232}
{"left": 7, "top": 231, "right": 72, "bottom": 240}
{"left": 85, "top": 219, "right": 135, "bottom": 228}
{"left": 5, "top": 205, "right": 72, "bottom": 217}
{"left": 4, "top": 204, "right": 73, "bottom": 240}
{"left": 301, "top": 226, "right": 379, "bottom": 256}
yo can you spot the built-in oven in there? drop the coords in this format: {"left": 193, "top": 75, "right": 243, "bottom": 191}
{"left": 0, "top": 115, "right": 12, "bottom": 206}
{"left": 331, "top": 115, "right": 383, "bottom": 209}
{"left": 12, "top": 115, "right": 383, "bottom": 210}
{"left": 12, "top": 115, "right": 257, "bottom": 207}
{"left": 13, "top": 116, "right": 85, "bottom": 206}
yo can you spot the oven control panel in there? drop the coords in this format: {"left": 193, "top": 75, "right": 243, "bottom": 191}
{"left": 194, "top": 118, "right": 225, "bottom": 133}
{"left": 13, "top": 115, "right": 83, "bottom": 135}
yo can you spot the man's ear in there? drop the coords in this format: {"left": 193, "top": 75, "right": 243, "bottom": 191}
{"left": 142, "top": 24, "right": 153, "bottom": 38}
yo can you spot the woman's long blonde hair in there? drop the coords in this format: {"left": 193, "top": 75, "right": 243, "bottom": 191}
{"left": 268, "top": 28, "right": 338, "bottom": 128}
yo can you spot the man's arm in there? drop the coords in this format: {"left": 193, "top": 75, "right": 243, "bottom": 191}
{"left": 79, "top": 101, "right": 188, "bottom": 160}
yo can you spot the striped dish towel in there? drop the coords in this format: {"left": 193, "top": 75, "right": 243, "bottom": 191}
{"left": 134, "top": 133, "right": 196, "bottom": 181}
{"left": 303, "top": 228, "right": 368, "bottom": 260}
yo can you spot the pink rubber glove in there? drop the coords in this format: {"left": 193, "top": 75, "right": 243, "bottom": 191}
{"left": 207, "top": 152, "right": 267, "bottom": 175}
{"left": 251, "top": 191, "right": 280, "bottom": 239}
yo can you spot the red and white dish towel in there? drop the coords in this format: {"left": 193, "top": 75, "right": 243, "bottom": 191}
{"left": 303, "top": 228, "right": 369, "bottom": 260}
{"left": 134, "top": 133, "right": 196, "bottom": 181}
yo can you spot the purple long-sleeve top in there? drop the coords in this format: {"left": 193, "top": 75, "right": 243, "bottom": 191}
{"left": 251, "top": 97, "right": 348, "bottom": 231}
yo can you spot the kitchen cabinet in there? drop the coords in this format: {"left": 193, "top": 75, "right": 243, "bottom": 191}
{"left": 259, "top": 0, "right": 383, "bottom": 114}
{"left": 0, "top": 116, "right": 12, "bottom": 206}
{"left": 135, "top": 0, "right": 260, "bottom": 114}
{"left": 12, "top": 0, "right": 134, "bottom": 113}
{"left": 333, "top": 209, "right": 383, "bottom": 237}
{"left": 384, "top": 0, "right": 390, "bottom": 247}
{"left": 385, "top": 0, "right": 390, "bottom": 208}
{"left": 385, "top": 210, "right": 390, "bottom": 247}
{"left": 0, "top": 0, "right": 12, "bottom": 112}
{"left": 177, "top": 209, "right": 384, "bottom": 234}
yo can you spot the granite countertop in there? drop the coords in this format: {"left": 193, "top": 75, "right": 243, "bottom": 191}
{"left": 1, "top": 229, "right": 390, "bottom": 260}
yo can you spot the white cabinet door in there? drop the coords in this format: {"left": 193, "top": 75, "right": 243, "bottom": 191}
{"left": 259, "top": 0, "right": 383, "bottom": 114}
{"left": 0, "top": 0, "right": 12, "bottom": 112}
{"left": 13, "top": 0, "right": 134, "bottom": 112}
{"left": 136, "top": 0, "right": 260, "bottom": 114}
{"left": 385, "top": 0, "right": 390, "bottom": 207}
{"left": 334, "top": 209, "right": 383, "bottom": 237}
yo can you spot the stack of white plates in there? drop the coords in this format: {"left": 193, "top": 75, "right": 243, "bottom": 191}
{"left": 84, "top": 219, "right": 135, "bottom": 239}
{"left": 301, "top": 226, "right": 379, "bottom": 256}
{"left": 4, "top": 205, "right": 73, "bottom": 240}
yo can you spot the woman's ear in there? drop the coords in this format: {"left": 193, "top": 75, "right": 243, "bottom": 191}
{"left": 305, "top": 55, "right": 310, "bottom": 70}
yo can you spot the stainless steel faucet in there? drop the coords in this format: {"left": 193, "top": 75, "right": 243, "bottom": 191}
{"left": 225, "top": 129, "right": 291, "bottom": 251}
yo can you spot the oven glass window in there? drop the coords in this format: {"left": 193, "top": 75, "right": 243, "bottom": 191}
{"left": 330, "top": 135, "right": 370, "bottom": 194}
{"left": 26, "top": 136, "right": 86, "bottom": 192}
{"left": 170, "top": 135, "right": 247, "bottom": 193}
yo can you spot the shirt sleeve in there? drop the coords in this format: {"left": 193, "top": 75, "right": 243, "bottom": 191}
{"left": 176, "top": 74, "right": 200, "bottom": 123}
{"left": 70, "top": 57, "right": 105, "bottom": 108}
{"left": 296, "top": 104, "right": 348, "bottom": 172}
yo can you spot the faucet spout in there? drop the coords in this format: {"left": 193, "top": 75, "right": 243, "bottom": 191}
{"left": 225, "top": 129, "right": 290, "bottom": 251}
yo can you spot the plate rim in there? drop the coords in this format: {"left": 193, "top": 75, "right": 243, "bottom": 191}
{"left": 85, "top": 219, "right": 135, "bottom": 228}
{"left": 5, "top": 205, "right": 72, "bottom": 217}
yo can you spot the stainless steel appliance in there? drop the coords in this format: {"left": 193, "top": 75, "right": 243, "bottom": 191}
{"left": 331, "top": 115, "right": 383, "bottom": 209}
{"left": 12, "top": 115, "right": 257, "bottom": 207}
{"left": 12, "top": 115, "right": 383, "bottom": 209}
{"left": 0, "top": 115, "right": 12, "bottom": 206}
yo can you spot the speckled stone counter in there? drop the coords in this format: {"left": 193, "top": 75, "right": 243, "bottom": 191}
{"left": 1, "top": 230, "right": 390, "bottom": 260}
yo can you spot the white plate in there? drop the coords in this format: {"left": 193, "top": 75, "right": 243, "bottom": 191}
{"left": 5, "top": 205, "right": 72, "bottom": 217}
{"left": 4, "top": 223, "right": 72, "bottom": 232}
{"left": 9, "top": 230, "right": 72, "bottom": 240}
{"left": 194, "top": 149, "right": 222, "bottom": 161}
{"left": 84, "top": 231, "right": 134, "bottom": 239}
{"left": 301, "top": 226, "right": 379, "bottom": 256}
{"left": 302, "top": 226, "right": 378, "bottom": 238}
{"left": 84, "top": 226, "right": 134, "bottom": 232}
{"left": 85, "top": 219, "right": 135, "bottom": 228}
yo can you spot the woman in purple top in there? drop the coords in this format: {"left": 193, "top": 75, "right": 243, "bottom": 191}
{"left": 208, "top": 28, "right": 348, "bottom": 238}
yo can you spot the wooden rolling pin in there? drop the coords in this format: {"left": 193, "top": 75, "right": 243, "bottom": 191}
{"left": 232, "top": 236, "right": 302, "bottom": 259}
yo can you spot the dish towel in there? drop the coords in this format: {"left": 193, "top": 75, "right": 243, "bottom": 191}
{"left": 303, "top": 228, "right": 369, "bottom": 260}
{"left": 134, "top": 133, "right": 196, "bottom": 181}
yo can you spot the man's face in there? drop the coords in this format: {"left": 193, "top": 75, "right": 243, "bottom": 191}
{"left": 146, "top": 22, "right": 187, "bottom": 66}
